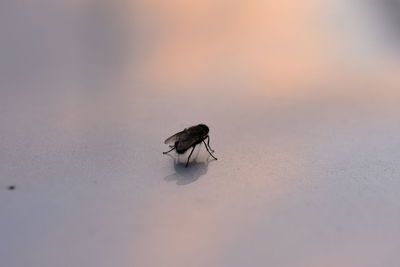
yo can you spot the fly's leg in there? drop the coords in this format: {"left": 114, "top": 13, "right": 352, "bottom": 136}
{"left": 163, "top": 146, "right": 175, "bottom": 154}
{"left": 185, "top": 145, "right": 196, "bottom": 168}
{"left": 206, "top": 136, "right": 215, "bottom": 152}
{"left": 203, "top": 140, "right": 218, "bottom": 160}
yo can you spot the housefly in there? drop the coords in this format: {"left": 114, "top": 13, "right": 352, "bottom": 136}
{"left": 163, "top": 124, "right": 217, "bottom": 167}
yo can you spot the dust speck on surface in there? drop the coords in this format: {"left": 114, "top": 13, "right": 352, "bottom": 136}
{"left": 7, "top": 185, "right": 15, "bottom": 190}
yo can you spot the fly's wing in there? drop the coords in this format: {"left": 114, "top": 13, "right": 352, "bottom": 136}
{"left": 176, "top": 129, "right": 203, "bottom": 151}
{"left": 164, "top": 131, "right": 185, "bottom": 144}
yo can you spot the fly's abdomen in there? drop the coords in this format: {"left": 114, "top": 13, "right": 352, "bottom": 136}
{"left": 176, "top": 144, "right": 187, "bottom": 154}
{"left": 174, "top": 141, "right": 186, "bottom": 154}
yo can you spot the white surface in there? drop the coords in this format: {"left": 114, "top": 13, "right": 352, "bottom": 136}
{"left": 1, "top": 1, "right": 400, "bottom": 267}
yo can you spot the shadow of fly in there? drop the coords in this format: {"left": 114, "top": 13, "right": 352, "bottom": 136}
{"left": 163, "top": 124, "right": 217, "bottom": 167}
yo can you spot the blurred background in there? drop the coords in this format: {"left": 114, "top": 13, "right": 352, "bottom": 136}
{"left": 1, "top": 1, "right": 400, "bottom": 267}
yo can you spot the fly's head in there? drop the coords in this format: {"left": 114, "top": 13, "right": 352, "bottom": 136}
{"left": 198, "top": 124, "right": 209, "bottom": 134}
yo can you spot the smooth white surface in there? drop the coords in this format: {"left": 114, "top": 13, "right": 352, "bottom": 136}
{"left": 1, "top": 1, "right": 400, "bottom": 267}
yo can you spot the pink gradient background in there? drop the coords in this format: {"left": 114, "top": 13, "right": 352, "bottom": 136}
{"left": 1, "top": 1, "right": 400, "bottom": 267}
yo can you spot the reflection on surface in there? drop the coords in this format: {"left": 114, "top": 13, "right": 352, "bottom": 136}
{"left": 164, "top": 153, "right": 215, "bottom": 185}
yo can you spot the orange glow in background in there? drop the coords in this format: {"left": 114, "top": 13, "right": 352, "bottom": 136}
{"left": 118, "top": 0, "right": 400, "bottom": 98}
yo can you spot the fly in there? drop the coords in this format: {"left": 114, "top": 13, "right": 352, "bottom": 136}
{"left": 163, "top": 124, "right": 217, "bottom": 167}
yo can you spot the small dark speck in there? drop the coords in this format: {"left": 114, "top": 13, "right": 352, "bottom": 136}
{"left": 7, "top": 186, "right": 15, "bottom": 190}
